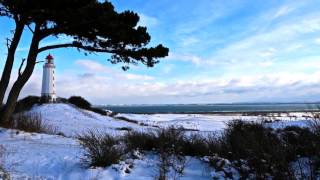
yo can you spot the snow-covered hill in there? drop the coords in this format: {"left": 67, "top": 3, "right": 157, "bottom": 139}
{"left": 27, "top": 103, "right": 147, "bottom": 137}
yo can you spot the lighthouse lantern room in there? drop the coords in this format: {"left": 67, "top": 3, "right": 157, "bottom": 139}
{"left": 41, "top": 54, "right": 56, "bottom": 103}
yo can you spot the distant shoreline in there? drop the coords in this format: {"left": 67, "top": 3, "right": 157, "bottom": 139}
{"left": 111, "top": 110, "right": 319, "bottom": 115}
{"left": 97, "top": 102, "right": 320, "bottom": 115}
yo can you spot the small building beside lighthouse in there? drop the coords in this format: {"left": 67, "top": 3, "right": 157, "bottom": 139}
{"left": 41, "top": 54, "right": 56, "bottom": 103}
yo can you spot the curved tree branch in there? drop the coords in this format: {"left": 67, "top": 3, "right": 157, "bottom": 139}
{"left": 38, "top": 43, "right": 116, "bottom": 53}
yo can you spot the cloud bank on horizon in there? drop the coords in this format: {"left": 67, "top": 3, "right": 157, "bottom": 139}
{"left": 1, "top": 0, "right": 320, "bottom": 104}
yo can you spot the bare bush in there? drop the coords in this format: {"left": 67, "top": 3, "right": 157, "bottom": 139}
{"left": 219, "top": 120, "right": 295, "bottom": 179}
{"left": 12, "top": 113, "right": 58, "bottom": 134}
{"left": 123, "top": 127, "right": 190, "bottom": 179}
{"left": 78, "top": 130, "right": 125, "bottom": 167}
{"left": 156, "top": 148, "right": 187, "bottom": 180}
{"left": 156, "top": 126, "right": 185, "bottom": 154}
{"left": 123, "top": 130, "right": 157, "bottom": 151}
{"left": 206, "top": 133, "right": 222, "bottom": 155}
{"left": 0, "top": 145, "right": 10, "bottom": 180}
{"left": 157, "top": 150, "right": 171, "bottom": 180}
{"left": 183, "top": 133, "right": 209, "bottom": 157}
{"left": 308, "top": 111, "right": 320, "bottom": 136}
{"left": 155, "top": 127, "right": 188, "bottom": 180}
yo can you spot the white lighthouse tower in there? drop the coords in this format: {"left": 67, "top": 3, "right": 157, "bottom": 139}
{"left": 41, "top": 54, "right": 57, "bottom": 103}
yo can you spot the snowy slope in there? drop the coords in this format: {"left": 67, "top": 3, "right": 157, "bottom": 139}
{"left": 27, "top": 103, "right": 147, "bottom": 137}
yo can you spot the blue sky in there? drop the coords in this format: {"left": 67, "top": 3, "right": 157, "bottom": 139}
{"left": 1, "top": 0, "right": 320, "bottom": 104}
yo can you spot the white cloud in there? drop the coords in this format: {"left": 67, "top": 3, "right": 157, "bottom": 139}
{"left": 167, "top": 1, "right": 320, "bottom": 69}
{"left": 16, "top": 66, "right": 320, "bottom": 104}
{"left": 202, "top": 12, "right": 320, "bottom": 70}
{"left": 315, "top": 38, "right": 320, "bottom": 45}
{"left": 76, "top": 60, "right": 154, "bottom": 81}
{"left": 167, "top": 52, "right": 215, "bottom": 66}
{"left": 272, "top": 5, "right": 296, "bottom": 19}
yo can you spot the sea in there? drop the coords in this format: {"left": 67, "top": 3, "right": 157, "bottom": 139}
{"left": 100, "top": 103, "right": 320, "bottom": 114}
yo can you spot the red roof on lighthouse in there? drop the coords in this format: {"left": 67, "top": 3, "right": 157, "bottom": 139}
{"left": 46, "top": 54, "right": 54, "bottom": 60}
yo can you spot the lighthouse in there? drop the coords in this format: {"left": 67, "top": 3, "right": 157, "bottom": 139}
{"left": 41, "top": 54, "right": 57, "bottom": 103}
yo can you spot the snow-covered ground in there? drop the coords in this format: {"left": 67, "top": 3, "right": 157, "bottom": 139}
{"left": 115, "top": 112, "right": 311, "bottom": 132}
{"left": 27, "top": 104, "right": 149, "bottom": 137}
{"left": 0, "top": 128, "right": 211, "bottom": 179}
{"left": 0, "top": 103, "right": 315, "bottom": 179}
{"left": 26, "top": 103, "right": 312, "bottom": 135}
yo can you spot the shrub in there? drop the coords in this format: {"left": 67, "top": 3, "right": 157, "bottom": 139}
{"left": 309, "top": 112, "right": 320, "bottom": 136}
{"left": 206, "top": 133, "right": 222, "bottom": 155}
{"left": 90, "top": 107, "right": 107, "bottom": 116}
{"left": 280, "top": 126, "right": 320, "bottom": 178}
{"left": 221, "top": 120, "right": 279, "bottom": 158}
{"left": 68, "top": 96, "right": 108, "bottom": 116}
{"left": 220, "top": 120, "right": 293, "bottom": 179}
{"left": 156, "top": 126, "right": 186, "bottom": 154}
{"left": 116, "top": 116, "right": 139, "bottom": 124}
{"left": 123, "top": 131, "right": 157, "bottom": 151}
{"left": 115, "top": 127, "right": 132, "bottom": 131}
{"left": 0, "top": 166, "right": 9, "bottom": 179}
{"left": 68, "top": 96, "right": 91, "bottom": 110}
{"left": 181, "top": 133, "right": 208, "bottom": 157}
{"left": 280, "top": 126, "right": 320, "bottom": 157}
{"left": 123, "top": 128, "right": 189, "bottom": 179}
{"left": 12, "top": 113, "right": 58, "bottom": 134}
{"left": 14, "top": 96, "right": 40, "bottom": 113}
{"left": 124, "top": 127, "right": 219, "bottom": 157}
{"left": 78, "top": 130, "right": 124, "bottom": 167}
{"left": 56, "top": 97, "right": 68, "bottom": 103}
{"left": 154, "top": 127, "right": 188, "bottom": 180}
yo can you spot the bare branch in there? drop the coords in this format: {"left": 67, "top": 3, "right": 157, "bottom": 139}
{"left": 38, "top": 43, "right": 75, "bottom": 52}
{"left": 18, "top": 58, "right": 26, "bottom": 77}
{"left": 36, "top": 60, "right": 44, "bottom": 64}
{"left": 38, "top": 43, "right": 116, "bottom": 54}
{"left": 27, "top": 25, "right": 34, "bottom": 34}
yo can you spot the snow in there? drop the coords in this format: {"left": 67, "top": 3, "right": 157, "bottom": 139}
{"left": 27, "top": 103, "right": 312, "bottom": 135}
{"left": 115, "top": 112, "right": 311, "bottom": 132}
{"left": 0, "top": 103, "right": 316, "bottom": 179}
{"left": 27, "top": 103, "right": 147, "bottom": 137}
{"left": 0, "top": 128, "right": 210, "bottom": 179}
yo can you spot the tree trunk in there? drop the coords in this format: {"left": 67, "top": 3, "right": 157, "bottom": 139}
{"left": 0, "top": 22, "right": 25, "bottom": 104}
{"left": 0, "top": 30, "right": 40, "bottom": 124}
